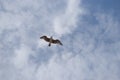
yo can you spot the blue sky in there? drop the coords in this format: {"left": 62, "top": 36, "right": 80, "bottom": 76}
{"left": 0, "top": 0, "right": 120, "bottom": 80}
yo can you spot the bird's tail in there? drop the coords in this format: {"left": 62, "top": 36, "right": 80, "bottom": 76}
{"left": 48, "top": 43, "right": 51, "bottom": 46}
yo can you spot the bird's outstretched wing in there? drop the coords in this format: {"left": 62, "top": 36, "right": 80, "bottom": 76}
{"left": 40, "top": 36, "right": 50, "bottom": 42}
{"left": 52, "top": 39, "right": 63, "bottom": 45}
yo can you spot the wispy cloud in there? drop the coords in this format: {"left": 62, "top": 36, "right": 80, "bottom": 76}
{"left": 53, "top": 0, "right": 83, "bottom": 36}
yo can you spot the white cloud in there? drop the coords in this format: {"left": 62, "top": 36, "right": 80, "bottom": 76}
{"left": 12, "top": 44, "right": 31, "bottom": 69}
{"left": 53, "top": 0, "right": 84, "bottom": 36}
{"left": 35, "top": 54, "right": 82, "bottom": 80}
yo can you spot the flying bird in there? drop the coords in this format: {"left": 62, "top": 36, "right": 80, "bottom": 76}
{"left": 40, "top": 35, "right": 63, "bottom": 46}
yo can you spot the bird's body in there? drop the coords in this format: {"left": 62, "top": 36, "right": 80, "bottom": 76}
{"left": 40, "top": 36, "right": 63, "bottom": 46}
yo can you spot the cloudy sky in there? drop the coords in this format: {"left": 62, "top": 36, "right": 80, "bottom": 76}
{"left": 0, "top": 0, "right": 120, "bottom": 80}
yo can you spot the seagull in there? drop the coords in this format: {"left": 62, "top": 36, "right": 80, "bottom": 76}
{"left": 40, "top": 35, "right": 63, "bottom": 46}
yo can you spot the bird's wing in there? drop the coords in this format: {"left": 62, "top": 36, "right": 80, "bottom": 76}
{"left": 52, "top": 39, "right": 63, "bottom": 45}
{"left": 40, "top": 36, "right": 50, "bottom": 42}
{"left": 44, "top": 37, "right": 50, "bottom": 42}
